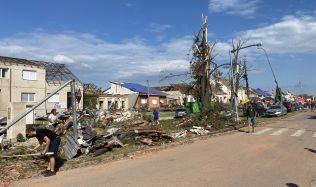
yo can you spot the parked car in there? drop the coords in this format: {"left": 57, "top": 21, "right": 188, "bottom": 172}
{"left": 265, "top": 105, "right": 287, "bottom": 117}
{"left": 175, "top": 108, "right": 190, "bottom": 118}
{"left": 252, "top": 102, "right": 267, "bottom": 116}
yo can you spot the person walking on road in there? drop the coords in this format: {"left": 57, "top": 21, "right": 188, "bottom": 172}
{"left": 246, "top": 104, "right": 257, "bottom": 133}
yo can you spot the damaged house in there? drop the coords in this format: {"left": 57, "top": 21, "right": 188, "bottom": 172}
{"left": 99, "top": 82, "right": 167, "bottom": 110}
{"left": 0, "top": 56, "right": 83, "bottom": 139}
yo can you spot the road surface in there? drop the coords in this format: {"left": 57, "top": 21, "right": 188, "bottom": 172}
{"left": 12, "top": 112, "right": 316, "bottom": 187}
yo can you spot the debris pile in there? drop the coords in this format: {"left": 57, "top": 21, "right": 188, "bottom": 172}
{"left": 189, "top": 126, "right": 210, "bottom": 136}
{"left": 64, "top": 118, "right": 175, "bottom": 159}
{"left": 133, "top": 128, "right": 173, "bottom": 146}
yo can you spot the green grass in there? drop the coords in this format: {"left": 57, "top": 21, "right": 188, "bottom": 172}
{"left": 160, "top": 119, "right": 182, "bottom": 131}
{"left": 146, "top": 111, "right": 175, "bottom": 118}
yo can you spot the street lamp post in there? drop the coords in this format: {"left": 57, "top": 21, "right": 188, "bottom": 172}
{"left": 230, "top": 42, "right": 262, "bottom": 123}
{"left": 257, "top": 47, "right": 281, "bottom": 103}
{"left": 257, "top": 47, "right": 278, "bottom": 86}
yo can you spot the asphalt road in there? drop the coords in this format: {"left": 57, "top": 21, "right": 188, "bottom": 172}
{"left": 12, "top": 112, "right": 316, "bottom": 187}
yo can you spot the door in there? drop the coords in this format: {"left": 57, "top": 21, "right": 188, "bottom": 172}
{"left": 25, "top": 105, "right": 34, "bottom": 124}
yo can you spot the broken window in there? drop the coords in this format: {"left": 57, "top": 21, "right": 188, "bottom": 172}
{"left": 107, "top": 101, "right": 112, "bottom": 110}
{"left": 0, "top": 68, "right": 9, "bottom": 78}
{"left": 114, "top": 101, "right": 118, "bottom": 109}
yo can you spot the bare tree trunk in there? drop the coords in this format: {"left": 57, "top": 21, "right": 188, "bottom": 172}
{"left": 200, "top": 16, "right": 212, "bottom": 111}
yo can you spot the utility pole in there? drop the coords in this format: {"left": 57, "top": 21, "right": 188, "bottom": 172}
{"left": 230, "top": 42, "right": 262, "bottom": 123}
{"left": 243, "top": 56, "right": 250, "bottom": 99}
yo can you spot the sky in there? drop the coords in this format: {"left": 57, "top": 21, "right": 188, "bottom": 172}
{"left": 0, "top": 0, "right": 315, "bottom": 94}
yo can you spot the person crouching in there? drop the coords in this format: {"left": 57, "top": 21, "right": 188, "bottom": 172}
{"left": 26, "top": 126, "right": 61, "bottom": 177}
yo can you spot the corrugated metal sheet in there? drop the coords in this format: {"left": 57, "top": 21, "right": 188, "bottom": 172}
{"left": 63, "top": 133, "right": 80, "bottom": 159}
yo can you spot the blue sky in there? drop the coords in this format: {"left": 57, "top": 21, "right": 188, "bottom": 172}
{"left": 0, "top": 0, "right": 315, "bottom": 94}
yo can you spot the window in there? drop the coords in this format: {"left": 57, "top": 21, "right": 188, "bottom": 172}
{"left": 114, "top": 101, "right": 118, "bottom": 109}
{"left": 0, "top": 68, "right": 9, "bottom": 78}
{"left": 152, "top": 99, "right": 158, "bottom": 105}
{"left": 47, "top": 93, "right": 59, "bottom": 103}
{"left": 107, "top": 101, "right": 112, "bottom": 110}
{"left": 121, "top": 101, "right": 125, "bottom": 109}
{"left": 141, "top": 99, "right": 147, "bottom": 104}
{"left": 22, "top": 70, "right": 37, "bottom": 80}
{"left": 21, "top": 93, "right": 35, "bottom": 102}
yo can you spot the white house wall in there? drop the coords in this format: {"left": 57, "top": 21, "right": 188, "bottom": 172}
{"left": 105, "top": 83, "right": 137, "bottom": 95}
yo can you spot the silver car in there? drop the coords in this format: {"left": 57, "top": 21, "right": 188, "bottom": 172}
{"left": 265, "top": 105, "right": 287, "bottom": 117}
{"left": 175, "top": 108, "right": 189, "bottom": 118}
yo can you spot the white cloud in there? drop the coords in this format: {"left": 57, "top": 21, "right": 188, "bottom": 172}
{"left": 209, "top": 0, "right": 260, "bottom": 17}
{"left": 239, "top": 15, "right": 316, "bottom": 54}
{"left": 0, "top": 31, "right": 191, "bottom": 86}
{"left": 53, "top": 54, "right": 74, "bottom": 64}
{"left": 149, "top": 23, "right": 173, "bottom": 33}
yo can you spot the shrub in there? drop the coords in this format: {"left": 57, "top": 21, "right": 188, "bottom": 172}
{"left": 16, "top": 133, "right": 26, "bottom": 142}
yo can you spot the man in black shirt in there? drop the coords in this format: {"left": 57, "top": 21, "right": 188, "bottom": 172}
{"left": 26, "top": 126, "right": 61, "bottom": 177}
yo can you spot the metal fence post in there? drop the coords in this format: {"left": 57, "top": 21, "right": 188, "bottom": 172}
{"left": 71, "top": 80, "right": 78, "bottom": 139}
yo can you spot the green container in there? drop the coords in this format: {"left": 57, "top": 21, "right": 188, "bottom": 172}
{"left": 186, "top": 102, "right": 201, "bottom": 113}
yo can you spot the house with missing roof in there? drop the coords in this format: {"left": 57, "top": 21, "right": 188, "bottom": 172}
{"left": 0, "top": 56, "right": 83, "bottom": 139}
{"left": 99, "top": 82, "right": 167, "bottom": 110}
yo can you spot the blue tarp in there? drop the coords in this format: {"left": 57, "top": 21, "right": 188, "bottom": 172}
{"left": 255, "top": 88, "right": 272, "bottom": 97}
{"left": 122, "top": 82, "right": 166, "bottom": 95}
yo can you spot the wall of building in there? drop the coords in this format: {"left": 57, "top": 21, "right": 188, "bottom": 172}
{"left": 6, "top": 102, "right": 28, "bottom": 140}
{"left": 98, "top": 94, "right": 130, "bottom": 110}
{"left": 136, "top": 95, "right": 166, "bottom": 109}
{"left": 0, "top": 61, "right": 83, "bottom": 140}
{"left": 0, "top": 62, "right": 46, "bottom": 117}
{"left": 165, "top": 91, "right": 184, "bottom": 105}
{"left": 45, "top": 82, "right": 83, "bottom": 115}
{"left": 105, "top": 82, "right": 136, "bottom": 95}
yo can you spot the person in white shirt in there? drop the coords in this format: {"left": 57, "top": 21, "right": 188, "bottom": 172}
{"left": 48, "top": 109, "right": 60, "bottom": 128}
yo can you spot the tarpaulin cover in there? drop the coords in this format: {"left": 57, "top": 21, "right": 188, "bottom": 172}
{"left": 255, "top": 88, "right": 273, "bottom": 97}
{"left": 122, "top": 83, "right": 166, "bottom": 95}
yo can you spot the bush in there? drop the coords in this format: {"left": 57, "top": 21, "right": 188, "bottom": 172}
{"left": 142, "top": 112, "right": 153, "bottom": 122}
{"left": 191, "top": 102, "right": 235, "bottom": 129}
{"left": 16, "top": 133, "right": 26, "bottom": 142}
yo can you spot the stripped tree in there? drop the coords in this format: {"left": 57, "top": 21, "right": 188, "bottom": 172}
{"left": 190, "top": 16, "right": 217, "bottom": 111}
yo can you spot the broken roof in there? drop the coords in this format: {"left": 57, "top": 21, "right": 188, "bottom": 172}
{"left": 120, "top": 82, "right": 166, "bottom": 95}
{"left": 0, "top": 56, "right": 42, "bottom": 67}
{"left": 0, "top": 55, "right": 81, "bottom": 82}
{"left": 37, "top": 61, "right": 81, "bottom": 82}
